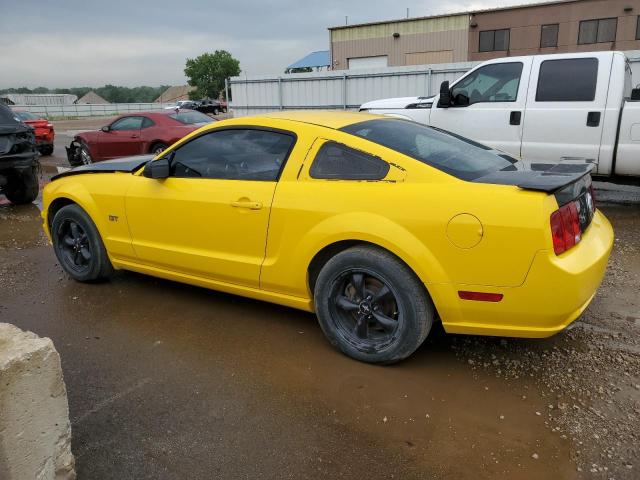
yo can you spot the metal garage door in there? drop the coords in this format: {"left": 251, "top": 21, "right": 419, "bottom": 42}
{"left": 348, "top": 56, "right": 389, "bottom": 69}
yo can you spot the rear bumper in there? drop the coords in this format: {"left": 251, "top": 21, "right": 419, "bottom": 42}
{"left": 431, "top": 209, "right": 614, "bottom": 338}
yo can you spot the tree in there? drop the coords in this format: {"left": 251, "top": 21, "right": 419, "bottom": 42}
{"left": 184, "top": 50, "right": 240, "bottom": 100}
{"left": 285, "top": 67, "right": 312, "bottom": 74}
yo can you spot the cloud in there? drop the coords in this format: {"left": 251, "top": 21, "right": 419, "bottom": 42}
{"left": 0, "top": 0, "right": 544, "bottom": 87}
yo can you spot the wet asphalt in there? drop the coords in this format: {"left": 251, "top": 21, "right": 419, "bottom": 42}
{"left": 1, "top": 123, "right": 639, "bottom": 479}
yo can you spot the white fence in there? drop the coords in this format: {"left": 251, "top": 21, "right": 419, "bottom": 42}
{"left": 229, "top": 61, "right": 478, "bottom": 117}
{"left": 8, "top": 102, "right": 174, "bottom": 118}
{"left": 230, "top": 51, "right": 640, "bottom": 117}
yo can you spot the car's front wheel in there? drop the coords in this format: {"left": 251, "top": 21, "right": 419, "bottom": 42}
{"left": 51, "top": 204, "right": 114, "bottom": 282}
{"left": 150, "top": 143, "right": 168, "bottom": 155}
{"left": 3, "top": 166, "right": 39, "bottom": 205}
{"left": 314, "top": 245, "right": 434, "bottom": 364}
{"left": 79, "top": 142, "right": 93, "bottom": 165}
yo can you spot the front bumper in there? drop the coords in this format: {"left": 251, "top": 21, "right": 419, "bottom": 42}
{"left": 431, "top": 209, "right": 614, "bottom": 338}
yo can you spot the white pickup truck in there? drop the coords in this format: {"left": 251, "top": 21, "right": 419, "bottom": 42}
{"left": 360, "top": 51, "right": 640, "bottom": 179}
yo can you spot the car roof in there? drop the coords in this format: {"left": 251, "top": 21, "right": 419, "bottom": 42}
{"left": 257, "top": 110, "right": 385, "bottom": 129}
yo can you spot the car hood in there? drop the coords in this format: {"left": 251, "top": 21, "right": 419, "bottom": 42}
{"left": 360, "top": 96, "right": 434, "bottom": 110}
{"left": 52, "top": 155, "right": 153, "bottom": 181}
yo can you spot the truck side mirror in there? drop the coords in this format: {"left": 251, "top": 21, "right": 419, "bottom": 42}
{"left": 143, "top": 157, "right": 170, "bottom": 179}
{"left": 438, "top": 81, "right": 451, "bottom": 108}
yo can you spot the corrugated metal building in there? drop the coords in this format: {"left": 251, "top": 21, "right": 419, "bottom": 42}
{"left": 0, "top": 93, "right": 78, "bottom": 106}
{"left": 329, "top": 14, "right": 469, "bottom": 70}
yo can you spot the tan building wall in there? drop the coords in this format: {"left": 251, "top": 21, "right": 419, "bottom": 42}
{"left": 469, "top": 0, "right": 640, "bottom": 61}
{"left": 330, "top": 15, "right": 469, "bottom": 69}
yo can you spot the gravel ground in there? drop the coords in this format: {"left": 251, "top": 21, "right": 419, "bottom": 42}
{"left": 451, "top": 204, "right": 640, "bottom": 479}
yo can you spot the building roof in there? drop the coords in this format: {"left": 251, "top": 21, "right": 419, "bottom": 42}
{"left": 154, "top": 85, "right": 196, "bottom": 103}
{"left": 328, "top": 0, "right": 584, "bottom": 30}
{"left": 287, "top": 51, "right": 331, "bottom": 69}
{"left": 0, "top": 93, "right": 78, "bottom": 106}
{"left": 76, "top": 91, "right": 110, "bottom": 104}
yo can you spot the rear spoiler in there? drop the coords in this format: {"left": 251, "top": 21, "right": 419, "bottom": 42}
{"left": 473, "top": 163, "right": 594, "bottom": 193}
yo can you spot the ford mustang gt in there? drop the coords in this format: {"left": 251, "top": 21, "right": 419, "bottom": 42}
{"left": 42, "top": 112, "right": 613, "bottom": 364}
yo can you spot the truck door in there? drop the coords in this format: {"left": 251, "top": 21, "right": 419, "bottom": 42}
{"left": 520, "top": 55, "right": 609, "bottom": 165}
{"left": 429, "top": 58, "right": 532, "bottom": 158}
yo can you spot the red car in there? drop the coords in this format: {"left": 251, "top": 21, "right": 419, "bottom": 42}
{"left": 66, "top": 110, "right": 215, "bottom": 166}
{"left": 12, "top": 109, "right": 55, "bottom": 156}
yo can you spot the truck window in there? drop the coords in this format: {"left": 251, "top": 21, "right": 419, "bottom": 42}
{"left": 449, "top": 62, "right": 523, "bottom": 106}
{"left": 536, "top": 58, "right": 598, "bottom": 102}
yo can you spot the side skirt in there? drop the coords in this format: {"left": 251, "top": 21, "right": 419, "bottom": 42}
{"left": 111, "top": 257, "right": 315, "bottom": 313}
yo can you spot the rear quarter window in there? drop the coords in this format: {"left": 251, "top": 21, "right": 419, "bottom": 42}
{"left": 536, "top": 58, "right": 598, "bottom": 102}
{"left": 310, "top": 141, "right": 390, "bottom": 180}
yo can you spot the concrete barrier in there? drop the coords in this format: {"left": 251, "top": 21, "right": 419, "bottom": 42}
{"left": 0, "top": 323, "right": 75, "bottom": 480}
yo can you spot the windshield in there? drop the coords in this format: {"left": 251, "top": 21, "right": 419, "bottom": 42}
{"left": 169, "top": 111, "right": 214, "bottom": 125}
{"left": 14, "top": 111, "right": 40, "bottom": 121}
{"left": 340, "top": 119, "right": 516, "bottom": 181}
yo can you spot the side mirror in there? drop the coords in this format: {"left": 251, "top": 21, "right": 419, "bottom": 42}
{"left": 101, "top": 126, "right": 111, "bottom": 132}
{"left": 143, "top": 157, "right": 170, "bottom": 179}
{"left": 437, "top": 81, "right": 452, "bottom": 108}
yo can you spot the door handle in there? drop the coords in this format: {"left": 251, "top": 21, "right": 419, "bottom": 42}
{"left": 131, "top": 134, "right": 140, "bottom": 138}
{"left": 587, "top": 111, "right": 601, "bottom": 127}
{"left": 509, "top": 111, "right": 522, "bottom": 126}
{"left": 231, "top": 200, "right": 262, "bottom": 210}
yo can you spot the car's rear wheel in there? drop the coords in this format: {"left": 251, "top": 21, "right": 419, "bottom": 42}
{"left": 314, "top": 245, "right": 434, "bottom": 364}
{"left": 150, "top": 143, "right": 168, "bottom": 155}
{"left": 40, "top": 145, "right": 54, "bottom": 156}
{"left": 51, "top": 204, "right": 113, "bottom": 282}
{"left": 80, "top": 142, "right": 93, "bottom": 165}
{"left": 4, "top": 167, "right": 39, "bottom": 205}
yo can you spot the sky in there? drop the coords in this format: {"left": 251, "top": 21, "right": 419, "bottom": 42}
{"left": 0, "top": 0, "right": 544, "bottom": 88}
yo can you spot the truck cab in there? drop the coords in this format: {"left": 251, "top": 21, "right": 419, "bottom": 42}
{"left": 361, "top": 51, "right": 639, "bottom": 178}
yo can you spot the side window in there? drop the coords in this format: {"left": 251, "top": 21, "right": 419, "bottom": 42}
{"left": 110, "top": 116, "right": 143, "bottom": 131}
{"left": 450, "top": 62, "right": 523, "bottom": 106}
{"left": 536, "top": 58, "right": 598, "bottom": 102}
{"left": 170, "top": 128, "right": 295, "bottom": 181}
{"left": 309, "top": 141, "right": 389, "bottom": 180}
{"left": 141, "top": 117, "right": 155, "bottom": 129}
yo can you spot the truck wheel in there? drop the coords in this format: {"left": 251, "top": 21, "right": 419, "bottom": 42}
{"left": 4, "top": 167, "right": 39, "bottom": 205}
{"left": 313, "top": 245, "right": 434, "bottom": 364}
{"left": 51, "top": 204, "right": 114, "bottom": 282}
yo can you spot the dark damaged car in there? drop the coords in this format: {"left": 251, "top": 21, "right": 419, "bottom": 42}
{"left": 0, "top": 104, "right": 39, "bottom": 204}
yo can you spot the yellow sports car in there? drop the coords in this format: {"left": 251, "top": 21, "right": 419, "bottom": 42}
{"left": 42, "top": 112, "right": 613, "bottom": 364}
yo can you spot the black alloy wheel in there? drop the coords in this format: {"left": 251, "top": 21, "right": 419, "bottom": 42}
{"left": 314, "top": 245, "right": 434, "bottom": 364}
{"left": 330, "top": 269, "right": 402, "bottom": 350}
{"left": 51, "top": 204, "right": 114, "bottom": 282}
{"left": 56, "top": 219, "right": 92, "bottom": 275}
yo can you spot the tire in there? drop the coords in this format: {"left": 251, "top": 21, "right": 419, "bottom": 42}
{"left": 51, "top": 204, "right": 114, "bottom": 282}
{"left": 314, "top": 245, "right": 434, "bottom": 364}
{"left": 212, "top": 108, "right": 218, "bottom": 115}
{"left": 150, "top": 143, "right": 168, "bottom": 156}
{"left": 40, "top": 145, "right": 54, "bottom": 156}
{"left": 4, "top": 167, "right": 39, "bottom": 205}
{"left": 79, "top": 142, "right": 93, "bottom": 165}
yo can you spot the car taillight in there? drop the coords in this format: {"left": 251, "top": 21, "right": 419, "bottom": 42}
{"left": 550, "top": 201, "right": 581, "bottom": 255}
